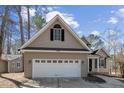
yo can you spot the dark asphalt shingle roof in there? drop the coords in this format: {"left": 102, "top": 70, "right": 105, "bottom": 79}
{"left": 23, "top": 47, "right": 89, "bottom": 51}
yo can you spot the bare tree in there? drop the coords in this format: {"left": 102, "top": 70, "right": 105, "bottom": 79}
{"left": 16, "top": 6, "right": 25, "bottom": 45}
{"left": 0, "top": 6, "right": 9, "bottom": 58}
{"left": 27, "top": 6, "right": 31, "bottom": 40}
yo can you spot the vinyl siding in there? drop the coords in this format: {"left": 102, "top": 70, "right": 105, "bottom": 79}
{"left": 28, "top": 21, "right": 85, "bottom": 49}
{"left": 23, "top": 52, "right": 89, "bottom": 78}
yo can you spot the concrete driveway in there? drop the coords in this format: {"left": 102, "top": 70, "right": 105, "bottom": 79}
{"left": 23, "top": 75, "right": 124, "bottom": 88}
{"left": 1, "top": 73, "right": 124, "bottom": 88}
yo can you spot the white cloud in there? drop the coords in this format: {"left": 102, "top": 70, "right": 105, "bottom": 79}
{"left": 46, "top": 11, "right": 79, "bottom": 29}
{"left": 90, "top": 30, "right": 100, "bottom": 36}
{"left": 107, "top": 17, "right": 118, "bottom": 24}
{"left": 21, "top": 6, "right": 36, "bottom": 21}
{"left": 117, "top": 8, "right": 124, "bottom": 17}
{"left": 42, "top": 6, "right": 59, "bottom": 12}
{"left": 110, "top": 10, "right": 115, "bottom": 14}
{"left": 109, "top": 29, "right": 117, "bottom": 35}
{"left": 76, "top": 31, "right": 83, "bottom": 37}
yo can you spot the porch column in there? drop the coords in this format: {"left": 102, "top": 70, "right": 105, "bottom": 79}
{"left": 97, "top": 58, "right": 99, "bottom": 72}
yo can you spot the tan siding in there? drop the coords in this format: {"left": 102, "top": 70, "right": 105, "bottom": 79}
{"left": 0, "top": 60, "right": 8, "bottom": 73}
{"left": 91, "top": 49, "right": 109, "bottom": 74}
{"left": 92, "top": 58, "right": 109, "bottom": 74}
{"left": 23, "top": 52, "right": 88, "bottom": 78}
{"left": 98, "top": 58, "right": 109, "bottom": 73}
{"left": 29, "top": 21, "right": 85, "bottom": 49}
{"left": 8, "top": 58, "right": 23, "bottom": 73}
{"left": 97, "top": 50, "right": 108, "bottom": 58}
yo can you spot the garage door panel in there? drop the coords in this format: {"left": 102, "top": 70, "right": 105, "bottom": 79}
{"left": 32, "top": 59, "right": 81, "bottom": 78}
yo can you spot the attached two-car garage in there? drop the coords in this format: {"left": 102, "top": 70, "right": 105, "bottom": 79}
{"left": 32, "top": 59, "right": 81, "bottom": 78}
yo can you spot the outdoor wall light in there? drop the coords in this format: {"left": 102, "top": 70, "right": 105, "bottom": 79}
{"left": 29, "top": 60, "right": 32, "bottom": 64}
{"left": 82, "top": 61, "right": 84, "bottom": 64}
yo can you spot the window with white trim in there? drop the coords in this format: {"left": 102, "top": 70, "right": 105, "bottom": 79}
{"left": 75, "top": 60, "right": 78, "bottom": 63}
{"left": 99, "top": 58, "right": 106, "bottom": 68}
{"left": 58, "top": 60, "right": 62, "bottom": 63}
{"left": 47, "top": 60, "right": 51, "bottom": 63}
{"left": 64, "top": 60, "right": 68, "bottom": 63}
{"left": 41, "top": 60, "right": 45, "bottom": 63}
{"left": 95, "top": 59, "right": 97, "bottom": 68}
{"left": 53, "top": 28, "right": 61, "bottom": 40}
{"left": 53, "top": 60, "right": 57, "bottom": 63}
{"left": 17, "top": 63, "right": 21, "bottom": 68}
{"left": 35, "top": 60, "right": 40, "bottom": 63}
{"left": 69, "top": 60, "right": 73, "bottom": 63}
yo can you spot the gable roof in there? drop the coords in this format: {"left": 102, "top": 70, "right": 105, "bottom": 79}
{"left": 1, "top": 54, "right": 22, "bottom": 61}
{"left": 20, "top": 15, "right": 91, "bottom": 51}
{"left": 81, "top": 36, "right": 91, "bottom": 46}
{"left": 92, "top": 48, "right": 110, "bottom": 57}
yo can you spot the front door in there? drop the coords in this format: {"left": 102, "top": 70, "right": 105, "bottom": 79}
{"left": 89, "top": 59, "right": 92, "bottom": 72}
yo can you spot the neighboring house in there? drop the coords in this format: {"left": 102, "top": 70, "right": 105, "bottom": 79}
{"left": 19, "top": 15, "right": 110, "bottom": 78}
{"left": 0, "top": 54, "right": 23, "bottom": 73}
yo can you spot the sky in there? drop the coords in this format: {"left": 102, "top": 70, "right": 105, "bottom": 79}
{"left": 43, "top": 5, "right": 124, "bottom": 38}
{"left": 1, "top": 5, "right": 124, "bottom": 44}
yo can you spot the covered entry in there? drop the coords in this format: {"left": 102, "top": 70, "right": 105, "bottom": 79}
{"left": 88, "top": 56, "right": 99, "bottom": 72}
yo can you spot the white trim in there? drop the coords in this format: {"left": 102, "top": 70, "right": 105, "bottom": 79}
{"left": 53, "top": 28, "right": 62, "bottom": 41}
{"left": 33, "top": 59, "right": 81, "bottom": 63}
{"left": 20, "top": 15, "right": 91, "bottom": 51}
{"left": 102, "top": 48, "right": 110, "bottom": 57}
{"left": 32, "top": 58, "right": 81, "bottom": 78}
{"left": 8, "top": 61, "right": 10, "bottom": 72}
{"left": 97, "top": 58, "right": 99, "bottom": 72}
{"left": 21, "top": 49, "right": 91, "bottom": 53}
{"left": 57, "top": 15, "right": 91, "bottom": 51}
{"left": 88, "top": 56, "right": 99, "bottom": 59}
{"left": 96, "top": 48, "right": 110, "bottom": 57}
{"left": 17, "top": 62, "right": 21, "bottom": 69}
{"left": 88, "top": 57, "right": 89, "bottom": 73}
{"left": 88, "top": 57, "right": 99, "bottom": 72}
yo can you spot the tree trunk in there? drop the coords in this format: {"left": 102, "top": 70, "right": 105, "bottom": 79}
{"left": 7, "top": 29, "right": 11, "bottom": 54}
{"left": 0, "top": 6, "right": 9, "bottom": 58}
{"left": 27, "top": 6, "right": 30, "bottom": 40}
{"left": 17, "top": 6, "right": 25, "bottom": 45}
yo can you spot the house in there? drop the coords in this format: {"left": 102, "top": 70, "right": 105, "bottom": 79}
{"left": 0, "top": 54, "right": 23, "bottom": 73}
{"left": 19, "top": 15, "right": 110, "bottom": 78}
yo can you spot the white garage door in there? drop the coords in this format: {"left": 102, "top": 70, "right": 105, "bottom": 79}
{"left": 32, "top": 59, "right": 81, "bottom": 78}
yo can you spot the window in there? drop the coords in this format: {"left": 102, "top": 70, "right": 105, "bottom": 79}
{"left": 58, "top": 60, "right": 62, "bottom": 63}
{"left": 47, "top": 60, "right": 51, "bottom": 63}
{"left": 99, "top": 58, "right": 106, "bottom": 68}
{"left": 104, "top": 58, "right": 106, "bottom": 68}
{"left": 64, "top": 60, "right": 68, "bottom": 63}
{"left": 101, "top": 59, "right": 104, "bottom": 67}
{"left": 95, "top": 59, "right": 97, "bottom": 68}
{"left": 41, "top": 60, "right": 45, "bottom": 63}
{"left": 17, "top": 63, "right": 21, "bottom": 68}
{"left": 75, "top": 60, "right": 78, "bottom": 63}
{"left": 50, "top": 24, "right": 64, "bottom": 41}
{"left": 35, "top": 60, "right": 40, "bottom": 63}
{"left": 53, "top": 60, "right": 57, "bottom": 63}
{"left": 53, "top": 28, "right": 61, "bottom": 40}
{"left": 69, "top": 60, "right": 73, "bottom": 63}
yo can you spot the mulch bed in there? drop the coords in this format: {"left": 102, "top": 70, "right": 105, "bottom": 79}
{"left": 83, "top": 74, "right": 106, "bottom": 83}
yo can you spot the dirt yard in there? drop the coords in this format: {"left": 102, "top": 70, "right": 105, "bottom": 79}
{"left": 0, "top": 73, "right": 29, "bottom": 88}
{"left": 0, "top": 73, "right": 124, "bottom": 88}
